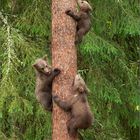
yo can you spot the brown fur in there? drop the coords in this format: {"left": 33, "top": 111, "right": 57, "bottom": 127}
{"left": 53, "top": 74, "right": 93, "bottom": 137}
{"left": 33, "top": 56, "right": 60, "bottom": 111}
{"left": 65, "top": 0, "right": 92, "bottom": 44}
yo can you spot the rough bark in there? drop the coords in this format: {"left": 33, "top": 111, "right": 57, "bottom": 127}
{"left": 51, "top": 0, "right": 77, "bottom": 140}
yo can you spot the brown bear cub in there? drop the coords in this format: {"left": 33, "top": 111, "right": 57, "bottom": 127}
{"left": 53, "top": 74, "right": 93, "bottom": 137}
{"left": 33, "top": 56, "right": 61, "bottom": 111}
{"left": 65, "top": 0, "right": 92, "bottom": 44}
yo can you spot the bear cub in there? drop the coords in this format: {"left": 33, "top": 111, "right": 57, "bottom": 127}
{"left": 66, "top": 0, "right": 92, "bottom": 44}
{"left": 33, "top": 56, "right": 61, "bottom": 111}
{"left": 53, "top": 74, "right": 93, "bottom": 137}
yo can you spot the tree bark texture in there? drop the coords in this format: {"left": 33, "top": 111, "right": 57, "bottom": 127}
{"left": 51, "top": 0, "right": 77, "bottom": 140}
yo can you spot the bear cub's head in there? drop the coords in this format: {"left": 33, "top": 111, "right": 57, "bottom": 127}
{"left": 33, "top": 57, "right": 52, "bottom": 76}
{"left": 78, "top": 0, "right": 92, "bottom": 12}
{"left": 73, "top": 74, "right": 87, "bottom": 93}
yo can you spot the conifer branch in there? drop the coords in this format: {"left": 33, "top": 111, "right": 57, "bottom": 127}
{"left": 0, "top": 12, "right": 16, "bottom": 79}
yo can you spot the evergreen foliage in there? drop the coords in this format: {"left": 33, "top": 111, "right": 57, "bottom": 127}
{"left": 0, "top": 0, "right": 139, "bottom": 140}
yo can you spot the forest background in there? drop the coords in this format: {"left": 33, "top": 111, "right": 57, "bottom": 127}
{"left": 0, "top": 0, "right": 139, "bottom": 140}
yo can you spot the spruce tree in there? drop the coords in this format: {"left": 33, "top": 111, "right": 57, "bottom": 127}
{"left": 51, "top": 0, "right": 77, "bottom": 139}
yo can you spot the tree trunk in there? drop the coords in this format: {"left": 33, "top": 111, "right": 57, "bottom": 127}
{"left": 51, "top": 0, "right": 77, "bottom": 140}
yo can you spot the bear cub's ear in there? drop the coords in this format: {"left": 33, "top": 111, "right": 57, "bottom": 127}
{"left": 42, "top": 55, "right": 48, "bottom": 61}
{"left": 32, "top": 63, "right": 38, "bottom": 69}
